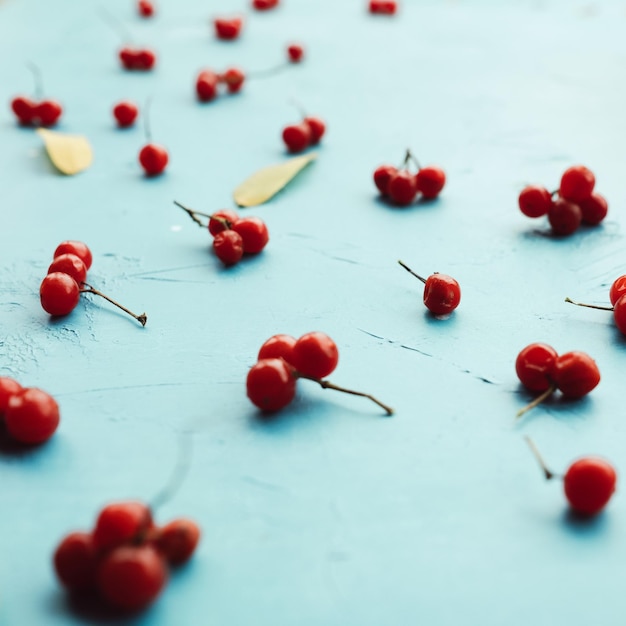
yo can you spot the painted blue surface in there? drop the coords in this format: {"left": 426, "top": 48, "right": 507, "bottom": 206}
{"left": 1, "top": 0, "right": 626, "bottom": 624}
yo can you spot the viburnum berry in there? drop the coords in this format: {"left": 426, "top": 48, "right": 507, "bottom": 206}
{"left": 196, "top": 70, "right": 219, "bottom": 102}
{"left": 10, "top": 63, "right": 63, "bottom": 127}
{"left": 559, "top": 165, "right": 595, "bottom": 203}
{"left": 291, "top": 332, "right": 339, "bottom": 379}
{"left": 4, "top": 387, "right": 60, "bottom": 445}
{"left": 220, "top": 68, "right": 246, "bottom": 93}
{"left": 40, "top": 272, "right": 80, "bottom": 316}
{"left": 214, "top": 17, "right": 243, "bottom": 40}
{"left": 246, "top": 357, "right": 297, "bottom": 412}
{"left": 369, "top": 0, "right": 397, "bottom": 15}
{"left": 93, "top": 501, "right": 153, "bottom": 552}
{"left": 253, "top": 0, "right": 279, "bottom": 9}
{"left": 119, "top": 47, "right": 156, "bottom": 71}
{"left": 11, "top": 96, "right": 37, "bottom": 125}
{"left": 258, "top": 334, "right": 296, "bottom": 363}
{"left": 415, "top": 166, "right": 446, "bottom": 199}
{"left": 155, "top": 519, "right": 201, "bottom": 565}
{"left": 579, "top": 193, "right": 608, "bottom": 225}
{"left": 282, "top": 123, "right": 312, "bottom": 153}
{"left": 518, "top": 185, "right": 552, "bottom": 218}
{"left": 0, "top": 377, "right": 22, "bottom": 417}
{"left": 208, "top": 209, "right": 239, "bottom": 236}
{"left": 139, "top": 143, "right": 168, "bottom": 176}
{"left": 515, "top": 343, "right": 558, "bottom": 392}
{"left": 138, "top": 0, "right": 155, "bottom": 18}
{"left": 113, "top": 101, "right": 139, "bottom": 127}
{"left": 373, "top": 165, "right": 398, "bottom": 196}
{"left": 387, "top": 171, "right": 417, "bottom": 206}
{"left": 287, "top": 44, "right": 304, "bottom": 63}
{"left": 213, "top": 230, "right": 244, "bottom": 266}
{"left": 304, "top": 116, "right": 325, "bottom": 144}
{"left": 54, "top": 240, "right": 92, "bottom": 270}
{"left": 610, "top": 275, "right": 626, "bottom": 306}
{"left": 398, "top": 261, "right": 461, "bottom": 316}
{"left": 232, "top": 217, "right": 269, "bottom": 254}
{"left": 48, "top": 253, "right": 87, "bottom": 285}
{"left": 548, "top": 198, "right": 582, "bottom": 236}
{"left": 552, "top": 352, "right": 601, "bottom": 399}
{"left": 54, "top": 532, "right": 98, "bottom": 592}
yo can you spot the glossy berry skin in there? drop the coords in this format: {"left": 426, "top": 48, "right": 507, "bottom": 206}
{"left": 387, "top": 170, "right": 418, "bottom": 206}
{"left": 93, "top": 502, "right": 153, "bottom": 552}
{"left": 291, "top": 332, "right": 339, "bottom": 379}
{"left": 48, "top": 253, "right": 87, "bottom": 285}
{"left": 552, "top": 351, "right": 600, "bottom": 399}
{"left": 612, "top": 295, "right": 626, "bottom": 336}
{"left": 369, "top": 0, "right": 397, "bottom": 14}
{"left": 247, "top": 358, "right": 297, "bottom": 412}
{"left": 113, "top": 101, "right": 139, "bottom": 128}
{"left": 155, "top": 519, "right": 201, "bottom": 565}
{"left": 515, "top": 343, "right": 558, "bottom": 392}
{"left": 548, "top": 198, "right": 582, "bottom": 236}
{"left": 139, "top": 144, "right": 168, "bottom": 176}
{"left": 97, "top": 545, "right": 167, "bottom": 612}
{"left": 54, "top": 241, "right": 93, "bottom": 270}
{"left": 287, "top": 44, "right": 304, "bottom": 63}
{"left": 5, "top": 387, "right": 60, "bottom": 445}
{"left": 221, "top": 68, "right": 245, "bottom": 94}
{"left": 35, "top": 100, "right": 63, "bottom": 127}
{"left": 253, "top": 0, "right": 279, "bottom": 9}
{"left": 282, "top": 123, "right": 311, "bottom": 153}
{"left": 0, "top": 377, "right": 22, "bottom": 417}
{"left": 258, "top": 334, "right": 296, "bottom": 364}
{"left": 208, "top": 209, "right": 239, "bottom": 236}
{"left": 373, "top": 165, "right": 398, "bottom": 196}
{"left": 518, "top": 185, "right": 552, "bottom": 218}
{"left": 423, "top": 274, "right": 461, "bottom": 316}
{"left": 564, "top": 457, "right": 616, "bottom": 516}
{"left": 415, "top": 166, "right": 446, "bottom": 199}
{"left": 579, "top": 193, "right": 608, "bottom": 226}
{"left": 54, "top": 532, "right": 98, "bottom": 591}
{"left": 138, "top": 0, "right": 155, "bottom": 17}
{"left": 232, "top": 217, "right": 269, "bottom": 254}
{"left": 560, "top": 165, "right": 595, "bottom": 203}
{"left": 610, "top": 276, "right": 626, "bottom": 306}
{"left": 304, "top": 117, "right": 325, "bottom": 144}
{"left": 213, "top": 230, "right": 244, "bottom": 266}
{"left": 11, "top": 96, "right": 36, "bottom": 125}
{"left": 196, "top": 70, "right": 219, "bottom": 102}
{"left": 214, "top": 17, "right": 243, "bottom": 40}
{"left": 119, "top": 48, "right": 156, "bottom": 71}
{"left": 40, "top": 272, "right": 80, "bottom": 317}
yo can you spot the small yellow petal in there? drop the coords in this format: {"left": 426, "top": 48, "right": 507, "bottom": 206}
{"left": 37, "top": 129, "right": 93, "bottom": 176}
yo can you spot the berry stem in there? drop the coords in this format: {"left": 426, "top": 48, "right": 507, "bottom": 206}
{"left": 150, "top": 433, "right": 193, "bottom": 511}
{"left": 173, "top": 201, "right": 231, "bottom": 229}
{"left": 516, "top": 384, "right": 556, "bottom": 419}
{"left": 397, "top": 260, "right": 427, "bottom": 284}
{"left": 80, "top": 282, "right": 147, "bottom": 326}
{"left": 297, "top": 373, "right": 394, "bottom": 416}
{"left": 25, "top": 61, "right": 44, "bottom": 100}
{"left": 248, "top": 63, "right": 289, "bottom": 79}
{"left": 524, "top": 436, "right": 556, "bottom": 480}
{"left": 98, "top": 7, "right": 134, "bottom": 43}
{"left": 288, "top": 97, "right": 308, "bottom": 119}
{"left": 406, "top": 149, "right": 422, "bottom": 171}
{"left": 143, "top": 97, "right": 153, "bottom": 143}
{"left": 564, "top": 297, "right": 613, "bottom": 312}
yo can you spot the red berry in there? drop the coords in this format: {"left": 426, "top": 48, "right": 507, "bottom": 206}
{"left": 258, "top": 334, "right": 296, "bottom": 363}
{"left": 136, "top": 49, "right": 156, "bottom": 70}
{"left": 559, "top": 165, "right": 595, "bottom": 203}
{"left": 515, "top": 343, "right": 558, "bottom": 392}
{"left": 518, "top": 185, "right": 552, "bottom": 218}
{"left": 423, "top": 273, "right": 461, "bottom": 316}
{"left": 97, "top": 545, "right": 167, "bottom": 612}
{"left": 564, "top": 457, "right": 616, "bottom": 515}
{"left": 547, "top": 198, "right": 582, "bottom": 236}
{"left": 373, "top": 165, "right": 398, "bottom": 196}
{"left": 610, "top": 276, "right": 626, "bottom": 306}
{"left": 113, "top": 101, "right": 139, "bottom": 127}
{"left": 282, "top": 123, "right": 311, "bottom": 153}
{"left": 155, "top": 519, "right": 201, "bottom": 565}
{"left": 612, "top": 295, "right": 626, "bottom": 336}
{"left": 253, "top": 0, "right": 279, "bottom": 9}
{"left": 11, "top": 96, "right": 36, "bottom": 125}
{"left": 552, "top": 351, "right": 600, "bottom": 399}
{"left": 139, "top": 143, "right": 168, "bottom": 176}
{"left": 213, "top": 230, "right": 244, "bottom": 266}
{"left": 4, "top": 387, "right": 60, "bottom": 445}
{"left": 231, "top": 217, "right": 269, "bottom": 254}
{"left": 119, "top": 48, "right": 136, "bottom": 69}
{"left": 291, "top": 332, "right": 339, "bottom": 379}
{"left": 208, "top": 209, "right": 239, "bottom": 236}
{"left": 369, "top": 0, "right": 397, "bottom": 14}
{"left": 138, "top": 0, "right": 155, "bottom": 17}
{"left": 214, "top": 17, "right": 243, "bottom": 40}
{"left": 48, "top": 253, "right": 87, "bottom": 285}
{"left": 387, "top": 170, "right": 417, "bottom": 206}
{"left": 287, "top": 44, "right": 304, "bottom": 63}
{"left": 0, "top": 377, "right": 22, "bottom": 417}
{"left": 40, "top": 272, "right": 80, "bottom": 317}
{"left": 579, "top": 193, "right": 608, "bottom": 226}
{"left": 304, "top": 116, "right": 325, "bottom": 144}
{"left": 415, "top": 166, "right": 446, "bottom": 199}
{"left": 54, "top": 532, "right": 98, "bottom": 591}
{"left": 54, "top": 241, "right": 93, "bottom": 270}
{"left": 93, "top": 501, "right": 153, "bottom": 552}
{"left": 34, "top": 100, "right": 63, "bottom": 127}
{"left": 196, "top": 70, "right": 219, "bottom": 102}
{"left": 221, "top": 68, "right": 245, "bottom": 93}
{"left": 246, "top": 358, "right": 297, "bottom": 412}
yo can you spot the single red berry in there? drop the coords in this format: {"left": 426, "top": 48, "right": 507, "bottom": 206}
{"left": 54, "top": 241, "right": 93, "bottom": 270}
{"left": 11, "top": 96, "right": 36, "bottom": 125}
{"left": 515, "top": 343, "right": 558, "bottom": 392}
{"left": 612, "top": 294, "right": 626, "bottom": 336}
{"left": 119, "top": 48, "right": 138, "bottom": 69}
{"left": 139, "top": 143, "right": 168, "bottom": 176}
{"left": 253, "top": 0, "right": 279, "bottom": 9}
{"left": 552, "top": 351, "right": 600, "bottom": 399}
{"left": 387, "top": 170, "right": 418, "bottom": 206}
{"left": 287, "top": 44, "right": 304, "bottom": 63}
{"left": 282, "top": 123, "right": 311, "bottom": 153}
{"left": 155, "top": 519, "right": 201, "bottom": 565}
{"left": 304, "top": 116, "right": 325, "bottom": 144}
{"left": 291, "top": 332, "right": 339, "bottom": 379}
{"left": 221, "top": 67, "right": 245, "bottom": 93}
{"left": 54, "top": 532, "right": 98, "bottom": 591}
{"left": 559, "top": 165, "right": 595, "bottom": 203}
{"left": 610, "top": 276, "right": 626, "bottom": 306}
{"left": 246, "top": 358, "right": 297, "bottom": 412}
{"left": 34, "top": 100, "right": 63, "bottom": 127}
{"left": 369, "top": 0, "right": 397, "bottom": 15}
{"left": 136, "top": 49, "right": 156, "bottom": 70}
{"left": 113, "top": 101, "right": 139, "bottom": 128}
{"left": 214, "top": 17, "right": 243, "bottom": 40}
{"left": 415, "top": 166, "right": 446, "bottom": 199}
{"left": 579, "top": 193, "right": 608, "bottom": 226}
{"left": 547, "top": 198, "right": 582, "bottom": 236}
{"left": 138, "top": 0, "right": 155, "bottom": 17}
{"left": 564, "top": 457, "right": 616, "bottom": 515}
{"left": 213, "top": 230, "right": 244, "bottom": 266}
{"left": 423, "top": 273, "right": 461, "bottom": 316}
{"left": 518, "top": 185, "right": 552, "bottom": 218}
{"left": 4, "top": 387, "right": 60, "bottom": 445}
{"left": 208, "top": 209, "right": 239, "bottom": 236}
{"left": 97, "top": 545, "right": 167, "bottom": 612}
{"left": 93, "top": 501, "right": 153, "bottom": 552}
{"left": 0, "top": 377, "right": 22, "bottom": 417}
{"left": 48, "top": 253, "right": 87, "bottom": 285}
{"left": 258, "top": 334, "right": 296, "bottom": 364}
{"left": 40, "top": 272, "right": 80, "bottom": 317}
{"left": 231, "top": 217, "right": 269, "bottom": 254}
{"left": 196, "top": 70, "right": 219, "bottom": 102}
{"left": 373, "top": 165, "right": 398, "bottom": 196}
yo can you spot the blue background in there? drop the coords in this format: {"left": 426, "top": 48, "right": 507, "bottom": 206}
{"left": 2, "top": 0, "right": 626, "bottom": 624}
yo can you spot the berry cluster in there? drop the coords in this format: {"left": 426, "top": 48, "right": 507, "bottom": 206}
{"left": 196, "top": 68, "right": 246, "bottom": 102}
{"left": 214, "top": 16, "right": 244, "bottom": 40}
{"left": 54, "top": 501, "right": 200, "bottom": 612}
{"left": 518, "top": 165, "right": 608, "bottom": 236}
{"left": 40, "top": 240, "right": 147, "bottom": 326}
{"left": 119, "top": 47, "right": 157, "bottom": 71}
{"left": 282, "top": 115, "right": 325, "bottom": 153}
{"left": 398, "top": 261, "right": 461, "bottom": 316}
{"left": 253, "top": 0, "right": 280, "bottom": 10}
{"left": 515, "top": 343, "right": 600, "bottom": 417}
{"left": 374, "top": 150, "right": 446, "bottom": 206}
{"left": 369, "top": 0, "right": 397, "bottom": 14}
{"left": 175, "top": 202, "right": 269, "bottom": 266}
{"left": 11, "top": 96, "right": 62, "bottom": 127}
{"left": 137, "top": 0, "right": 155, "bottom": 18}
{"left": 0, "top": 377, "right": 60, "bottom": 445}
{"left": 247, "top": 332, "right": 394, "bottom": 414}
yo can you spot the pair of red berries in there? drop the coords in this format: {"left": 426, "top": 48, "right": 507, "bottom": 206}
{"left": 214, "top": 16, "right": 243, "bottom": 40}
{"left": 138, "top": 0, "right": 155, "bottom": 18}
{"left": 119, "top": 47, "right": 156, "bottom": 71}
{"left": 11, "top": 96, "right": 62, "bottom": 127}
{"left": 0, "top": 378, "right": 60, "bottom": 445}
{"left": 398, "top": 261, "right": 461, "bottom": 316}
{"left": 196, "top": 68, "right": 246, "bottom": 102}
{"left": 247, "top": 332, "right": 393, "bottom": 415}
{"left": 40, "top": 240, "right": 147, "bottom": 326}
{"left": 282, "top": 115, "right": 325, "bottom": 153}
{"left": 369, "top": 0, "right": 397, "bottom": 14}
{"left": 518, "top": 165, "right": 608, "bottom": 236}
{"left": 515, "top": 343, "right": 600, "bottom": 417}
{"left": 253, "top": 0, "right": 279, "bottom": 9}
{"left": 54, "top": 501, "right": 200, "bottom": 612}
{"left": 374, "top": 150, "right": 446, "bottom": 206}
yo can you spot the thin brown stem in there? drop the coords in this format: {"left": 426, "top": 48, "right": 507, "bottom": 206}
{"left": 407, "top": 150, "right": 422, "bottom": 171}
{"left": 565, "top": 297, "right": 613, "bottom": 312}
{"left": 397, "top": 260, "right": 427, "bottom": 284}
{"left": 80, "top": 282, "right": 147, "bottom": 326}
{"left": 524, "top": 436, "right": 555, "bottom": 480}
{"left": 173, "top": 201, "right": 231, "bottom": 229}
{"left": 516, "top": 384, "right": 555, "bottom": 419}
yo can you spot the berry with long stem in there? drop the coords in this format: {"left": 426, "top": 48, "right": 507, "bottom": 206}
{"left": 398, "top": 260, "right": 461, "bottom": 315}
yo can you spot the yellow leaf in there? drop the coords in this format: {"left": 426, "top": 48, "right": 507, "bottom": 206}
{"left": 233, "top": 152, "right": 317, "bottom": 207}
{"left": 37, "top": 129, "right": 93, "bottom": 176}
